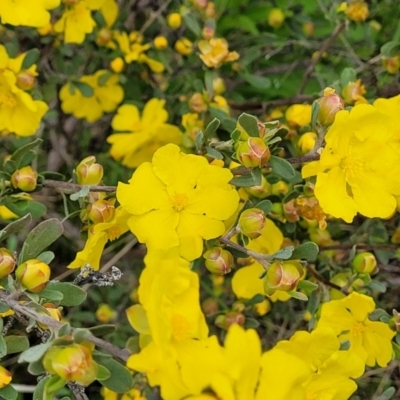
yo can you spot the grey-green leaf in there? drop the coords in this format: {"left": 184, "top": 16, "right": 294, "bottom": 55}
{"left": 5, "top": 335, "right": 29, "bottom": 354}
{"left": 18, "top": 342, "right": 51, "bottom": 363}
{"left": 255, "top": 200, "right": 272, "bottom": 215}
{"left": 45, "top": 282, "right": 87, "bottom": 306}
{"left": 0, "top": 213, "right": 32, "bottom": 242}
{"left": 96, "top": 357, "right": 134, "bottom": 393}
{"left": 0, "top": 385, "right": 18, "bottom": 400}
{"left": 269, "top": 155, "right": 296, "bottom": 180}
{"left": 204, "top": 118, "right": 220, "bottom": 138}
{"left": 291, "top": 242, "right": 319, "bottom": 261}
{"left": 238, "top": 113, "right": 259, "bottom": 137}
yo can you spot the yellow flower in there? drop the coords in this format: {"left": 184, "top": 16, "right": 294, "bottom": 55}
{"left": 285, "top": 104, "right": 312, "bottom": 127}
{"left": 0, "top": 0, "right": 60, "bottom": 27}
{"left": 117, "top": 144, "right": 239, "bottom": 260}
{"left": 0, "top": 70, "right": 48, "bottom": 136}
{"left": 318, "top": 292, "right": 395, "bottom": 367}
{"left": 198, "top": 38, "right": 239, "bottom": 68}
{"left": 175, "top": 38, "right": 193, "bottom": 56}
{"left": 0, "top": 365, "right": 11, "bottom": 388}
{"left": 373, "top": 94, "right": 400, "bottom": 138}
{"left": 96, "top": 303, "right": 117, "bottom": 323}
{"left": 54, "top": 0, "right": 106, "bottom": 44}
{"left": 302, "top": 104, "right": 400, "bottom": 222}
{"left": 59, "top": 70, "right": 124, "bottom": 122}
{"left": 345, "top": 1, "right": 369, "bottom": 22}
{"left": 108, "top": 99, "right": 181, "bottom": 168}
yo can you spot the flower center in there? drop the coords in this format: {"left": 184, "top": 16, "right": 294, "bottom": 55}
{"left": 131, "top": 120, "right": 142, "bottom": 131}
{"left": 0, "top": 91, "right": 17, "bottom": 108}
{"left": 170, "top": 314, "right": 191, "bottom": 341}
{"left": 170, "top": 193, "right": 188, "bottom": 212}
{"left": 351, "top": 322, "right": 366, "bottom": 336}
{"left": 340, "top": 157, "right": 364, "bottom": 178}
{"left": 107, "top": 226, "right": 122, "bottom": 241}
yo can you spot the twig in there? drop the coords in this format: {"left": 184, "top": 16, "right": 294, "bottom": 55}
{"left": 298, "top": 22, "right": 346, "bottom": 94}
{"left": 320, "top": 243, "right": 399, "bottom": 251}
{"left": 43, "top": 180, "right": 117, "bottom": 193}
{"left": 306, "top": 265, "right": 348, "bottom": 294}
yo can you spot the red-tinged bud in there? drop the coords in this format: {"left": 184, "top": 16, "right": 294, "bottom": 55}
{"left": 236, "top": 137, "right": 271, "bottom": 168}
{"left": 202, "top": 297, "right": 219, "bottom": 316}
{"left": 283, "top": 199, "right": 300, "bottom": 223}
{"left": 245, "top": 175, "right": 272, "bottom": 199}
{"left": 263, "top": 260, "right": 304, "bottom": 296}
{"left": 382, "top": 56, "right": 400, "bottom": 75}
{"left": 189, "top": 92, "right": 207, "bottom": 113}
{"left": 86, "top": 199, "right": 115, "bottom": 224}
{"left": 238, "top": 208, "right": 266, "bottom": 239}
{"left": 352, "top": 252, "right": 377, "bottom": 274}
{"left": 202, "top": 26, "right": 215, "bottom": 40}
{"left": 38, "top": 303, "right": 62, "bottom": 330}
{"left": 317, "top": 88, "right": 345, "bottom": 125}
{"left": 0, "top": 248, "right": 16, "bottom": 279}
{"left": 16, "top": 71, "right": 36, "bottom": 91}
{"left": 46, "top": 344, "right": 98, "bottom": 386}
{"left": 11, "top": 166, "right": 38, "bottom": 192}
{"left": 215, "top": 311, "right": 245, "bottom": 330}
{"left": 203, "top": 247, "right": 233, "bottom": 275}
{"left": 16, "top": 259, "right": 51, "bottom": 293}
{"left": 0, "top": 366, "right": 11, "bottom": 389}
{"left": 268, "top": 8, "right": 285, "bottom": 29}
{"left": 389, "top": 310, "right": 400, "bottom": 332}
{"left": 76, "top": 156, "right": 103, "bottom": 185}
{"left": 341, "top": 80, "right": 366, "bottom": 105}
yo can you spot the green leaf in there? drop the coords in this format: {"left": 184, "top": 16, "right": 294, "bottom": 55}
{"left": 28, "top": 359, "right": 46, "bottom": 376}
{"left": 18, "top": 342, "right": 51, "bottom": 363}
{"left": 0, "top": 385, "right": 18, "bottom": 400}
{"left": 21, "top": 48, "right": 40, "bottom": 70}
{"left": 0, "top": 214, "right": 32, "bottom": 242}
{"left": 241, "top": 73, "right": 271, "bottom": 90}
{"left": 0, "top": 332, "right": 6, "bottom": 358}
{"left": 269, "top": 155, "right": 296, "bottom": 180}
{"left": 33, "top": 376, "right": 51, "bottom": 400}
{"left": 206, "top": 147, "right": 223, "bottom": 160}
{"left": 381, "top": 41, "right": 400, "bottom": 58}
{"left": 10, "top": 138, "right": 42, "bottom": 166}
{"left": 183, "top": 13, "right": 202, "bottom": 36}
{"left": 375, "top": 386, "right": 396, "bottom": 400}
{"left": 288, "top": 291, "right": 308, "bottom": 301}
{"left": 89, "top": 324, "right": 117, "bottom": 337}
{"left": 95, "top": 357, "right": 134, "bottom": 393}
{"left": 255, "top": 200, "right": 272, "bottom": 215}
{"left": 39, "top": 288, "right": 64, "bottom": 302}
{"left": 0, "top": 301, "right": 11, "bottom": 313}
{"left": 5, "top": 335, "right": 29, "bottom": 354}
{"left": 3, "top": 160, "right": 17, "bottom": 174}
{"left": 230, "top": 129, "right": 241, "bottom": 141}
{"left": 297, "top": 280, "right": 319, "bottom": 293}
{"left": 45, "top": 282, "right": 87, "bottom": 306}
{"left": 238, "top": 113, "right": 259, "bottom": 137}
{"left": 245, "top": 293, "right": 265, "bottom": 306}
{"left": 58, "top": 323, "right": 72, "bottom": 337}
{"left": 367, "top": 280, "right": 387, "bottom": 293}
{"left": 19, "top": 218, "right": 63, "bottom": 263}
{"left": 2, "top": 198, "right": 47, "bottom": 219}
{"left": 70, "top": 185, "right": 90, "bottom": 201}
{"left": 18, "top": 150, "right": 37, "bottom": 168}
{"left": 311, "top": 101, "right": 320, "bottom": 131}
{"left": 97, "top": 71, "right": 112, "bottom": 86}
{"left": 97, "top": 365, "right": 111, "bottom": 381}
{"left": 272, "top": 246, "right": 294, "bottom": 260}
{"left": 73, "top": 328, "right": 92, "bottom": 343}
{"left": 340, "top": 339, "right": 351, "bottom": 350}
{"left": 244, "top": 317, "right": 260, "bottom": 328}
{"left": 44, "top": 375, "right": 66, "bottom": 399}
{"left": 251, "top": 167, "right": 262, "bottom": 186}
{"left": 340, "top": 67, "right": 357, "bottom": 88}
{"left": 291, "top": 242, "right": 319, "bottom": 261}
{"left": 73, "top": 81, "right": 94, "bottom": 97}
{"left": 230, "top": 173, "right": 258, "bottom": 187}
{"left": 37, "top": 251, "right": 55, "bottom": 264}
{"left": 195, "top": 131, "right": 204, "bottom": 151}
{"left": 204, "top": 118, "right": 220, "bottom": 138}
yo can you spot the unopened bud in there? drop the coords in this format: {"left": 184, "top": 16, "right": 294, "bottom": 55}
{"left": 203, "top": 247, "right": 233, "bottom": 275}
{"left": 110, "top": 57, "right": 124, "bottom": 73}
{"left": 202, "top": 297, "right": 219, "bottom": 316}
{"left": 271, "top": 181, "right": 289, "bottom": 196}
{"left": 167, "top": 13, "right": 182, "bottom": 29}
{"left": 342, "top": 80, "right": 366, "bottom": 105}
{"left": 298, "top": 132, "right": 317, "bottom": 154}
{"left": 76, "top": 156, "right": 103, "bottom": 185}
{"left": 389, "top": 310, "right": 400, "bottom": 332}
{"left": 96, "top": 304, "right": 117, "bottom": 323}
{"left": 382, "top": 56, "right": 400, "bottom": 75}
{"left": 16, "top": 259, "right": 51, "bottom": 293}
{"left": 232, "top": 301, "right": 245, "bottom": 313}
{"left": 263, "top": 260, "right": 304, "bottom": 296}
{"left": 238, "top": 208, "right": 266, "bottom": 239}
{"left": 268, "top": 8, "right": 285, "bottom": 29}
{"left": 175, "top": 37, "right": 193, "bottom": 55}
{"left": 87, "top": 199, "right": 115, "bottom": 224}
{"left": 352, "top": 252, "right": 377, "bottom": 274}
{"left": 38, "top": 303, "right": 62, "bottom": 329}
{"left": 97, "top": 27, "right": 112, "bottom": 46}
{"left": 154, "top": 35, "right": 168, "bottom": 49}
{"left": 245, "top": 175, "right": 272, "bottom": 199}
{"left": 16, "top": 70, "right": 36, "bottom": 90}
{"left": 0, "top": 248, "right": 16, "bottom": 279}
{"left": 215, "top": 311, "right": 245, "bottom": 330}
{"left": 236, "top": 137, "right": 271, "bottom": 168}
{"left": 202, "top": 26, "right": 215, "bottom": 40}
{"left": 317, "top": 88, "right": 345, "bottom": 125}
{"left": 11, "top": 166, "right": 38, "bottom": 192}
{"left": 212, "top": 77, "right": 226, "bottom": 95}
{"left": 189, "top": 92, "right": 207, "bottom": 113}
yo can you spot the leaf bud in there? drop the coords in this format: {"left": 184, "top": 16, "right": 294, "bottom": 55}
{"left": 215, "top": 311, "right": 245, "bottom": 330}
{"left": 238, "top": 208, "right": 266, "bottom": 239}
{"left": 38, "top": 303, "right": 62, "bottom": 330}
{"left": 236, "top": 137, "right": 271, "bottom": 168}
{"left": 86, "top": 199, "right": 115, "bottom": 224}
{"left": 0, "top": 366, "right": 12, "bottom": 389}
{"left": 352, "top": 252, "right": 377, "bottom": 274}
{"left": 263, "top": 260, "right": 304, "bottom": 296}
{"left": 75, "top": 156, "right": 103, "bottom": 185}
{"left": 154, "top": 35, "right": 168, "bottom": 50}
{"left": 11, "top": 166, "right": 38, "bottom": 192}
{"left": 316, "top": 88, "right": 345, "bottom": 125}
{"left": 245, "top": 175, "right": 272, "bottom": 199}
{"left": 203, "top": 247, "right": 233, "bottom": 275}
{"left": 268, "top": 8, "right": 285, "bottom": 29}
{"left": 167, "top": 13, "right": 182, "bottom": 29}
{"left": 15, "top": 259, "right": 51, "bottom": 293}
{"left": 0, "top": 248, "right": 16, "bottom": 279}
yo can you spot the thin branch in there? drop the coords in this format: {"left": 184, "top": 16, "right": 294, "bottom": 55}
{"left": 306, "top": 265, "right": 348, "bottom": 294}
{"left": 43, "top": 180, "right": 117, "bottom": 193}
{"left": 0, "top": 290, "right": 131, "bottom": 362}
{"left": 320, "top": 243, "right": 399, "bottom": 251}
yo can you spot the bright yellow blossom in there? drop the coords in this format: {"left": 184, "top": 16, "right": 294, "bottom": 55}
{"left": 0, "top": 365, "right": 12, "bottom": 388}
{"left": 302, "top": 104, "right": 400, "bottom": 222}
{"left": 59, "top": 70, "right": 124, "bottom": 123}
{"left": 117, "top": 144, "right": 239, "bottom": 260}
{"left": 373, "top": 94, "right": 400, "bottom": 138}
{"left": 0, "top": 0, "right": 60, "bottom": 27}
{"left": 108, "top": 99, "right": 181, "bottom": 168}
{"left": 285, "top": 104, "right": 312, "bottom": 127}
{"left": 198, "top": 38, "right": 239, "bottom": 68}
{"left": 54, "top": 0, "right": 106, "bottom": 44}
{"left": 318, "top": 292, "right": 395, "bottom": 367}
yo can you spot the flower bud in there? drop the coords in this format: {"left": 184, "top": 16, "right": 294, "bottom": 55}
{"left": 76, "top": 156, "right": 103, "bottom": 185}
{"left": 245, "top": 175, "right": 272, "bottom": 199}
{"left": 45, "top": 344, "right": 98, "bottom": 386}
{"left": 11, "top": 166, "right": 38, "bottom": 192}
{"left": 352, "top": 252, "right": 377, "bottom": 274}
{"left": 212, "top": 77, "right": 226, "bottom": 95}
{"left": 215, "top": 311, "right": 245, "bottom": 330}
{"left": 0, "top": 248, "right": 16, "bottom": 279}
{"left": 270, "top": 202, "right": 284, "bottom": 220}
{"left": 236, "top": 137, "right": 271, "bottom": 168}
{"left": 317, "top": 88, "right": 345, "bottom": 125}
{"left": 345, "top": 1, "right": 369, "bottom": 22}
{"left": 189, "top": 92, "right": 207, "bottom": 113}
{"left": 202, "top": 26, "right": 215, "bottom": 40}
{"left": 254, "top": 299, "right": 271, "bottom": 316}
{"left": 86, "top": 199, "right": 115, "bottom": 224}
{"left": 154, "top": 35, "right": 168, "bottom": 49}
{"left": 232, "top": 301, "right": 245, "bottom": 313}
{"left": 96, "top": 303, "right": 117, "bottom": 323}
{"left": 16, "top": 259, "right": 51, "bottom": 293}
{"left": 38, "top": 303, "right": 62, "bottom": 330}
{"left": 268, "top": 8, "right": 285, "bottom": 29}
{"left": 167, "top": 13, "right": 182, "bottom": 29}
{"left": 203, "top": 247, "right": 233, "bottom": 275}
{"left": 302, "top": 22, "right": 315, "bottom": 37}
{"left": 382, "top": 56, "right": 400, "bottom": 75}
{"left": 16, "top": 70, "right": 36, "bottom": 90}
{"left": 298, "top": 132, "right": 317, "bottom": 154}
{"left": 110, "top": 57, "right": 124, "bottom": 73}
{"left": 341, "top": 80, "right": 366, "bottom": 105}
{"left": 97, "top": 27, "right": 112, "bottom": 46}
{"left": 263, "top": 260, "right": 304, "bottom": 296}
{"left": 238, "top": 208, "right": 266, "bottom": 239}
{"left": 201, "top": 297, "right": 219, "bottom": 316}
{"left": 0, "top": 366, "right": 11, "bottom": 389}
{"left": 389, "top": 310, "right": 400, "bottom": 332}
{"left": 175, "top": 37, "right": 193, "bottom": 55}
{"left": 283, "top": 199, "right": 300, "bottom": 223}
{"left": 271, "top": 181, "right": 289, "bottom": 196}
